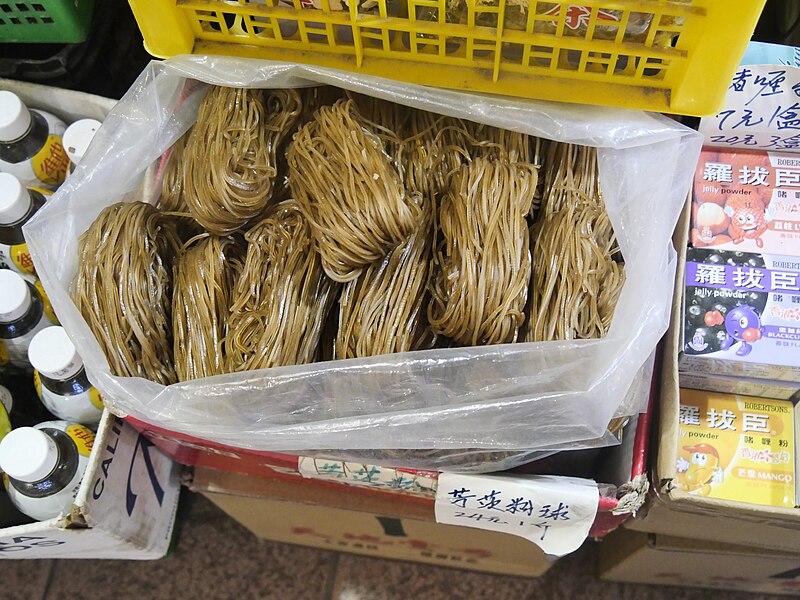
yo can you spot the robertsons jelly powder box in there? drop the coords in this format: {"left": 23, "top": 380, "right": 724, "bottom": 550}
{"left": 692, "top": 147, "right": 800, "bottom": 257}
{"left": 680, "top": 247, "right": 800, "bottom": 381}
{"left": 677, "top": 389, "right": 794, "bottom": 508}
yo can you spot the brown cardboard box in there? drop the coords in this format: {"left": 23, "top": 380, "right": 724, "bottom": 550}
{"left": 599, "top": 529, "right": 800, "bottom": 596}
{"left": 190, "top": 467, "right": 552, "bottom": 578}
{"left": 626, "top": 203, "right": 800, "bottom": 552}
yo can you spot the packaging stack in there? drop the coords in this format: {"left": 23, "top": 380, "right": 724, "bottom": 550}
{"left": 600, "top": 41, "right": 800, "bottom": 598}
{"left": 676, "top": 147, "right": 800, "bottom": 509}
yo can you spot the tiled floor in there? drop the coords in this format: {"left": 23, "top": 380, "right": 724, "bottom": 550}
{"left": 1, "top": 493, "right": 788, "bottom": 600}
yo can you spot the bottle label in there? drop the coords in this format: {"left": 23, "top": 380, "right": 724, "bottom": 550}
{"left": 0, "top": 385, "right": 11, "bottom": 440}
{"left": 0, "top": 241, "right": 36, "bottom": 276}
{"left": 65, "top": 424, "right": 94, "bottom": 457}
{"left": 34, "top": 280, "right": 58, "bottom": 325}
{"left": 34, "top": 372, "right": 103, "bottom": 425}
{"left": 89, "top": 387, "right": 104, "bottom": 411}
{"left": 30, "top": 135, "right": 68, "bottom": 187}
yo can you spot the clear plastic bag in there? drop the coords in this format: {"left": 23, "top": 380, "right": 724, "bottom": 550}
{"left": 24, "top": 56, "right": 701, "bottom": 471}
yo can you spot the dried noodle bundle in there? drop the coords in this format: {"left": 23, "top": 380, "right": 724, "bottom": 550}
{"left": 347, "top": 92, "right": 410, "bottom": 178}
{"left": 160, "top": 128, "right": 191, "bottom": 213}
{"left": 184, "top": 86, "right": 301, "bottom": 235}
{"left": 225, "top": 200, "right": 339, "bottom": 371}
{"left": 403, "top": 110, "right": 465, "bottom": 199}
{"left": 404, "top": 112, "right": 536, "bottom": 200}
{"left": 335, "top": 200, "right": 434, "bottom": 359}
{"left": 430, "top": 159, "right": 538, "bottom": 345}
{"left": 173, "top": 235, "right": 243, "bottom": 381}
{"left": 524, "top": 143, "right": 625, "bottom": 342}
{"left": 288, "top": 99, "right": 422, "bottom": 282}
{"left": 72, "top": 202, "right": 181, "bottom": 385}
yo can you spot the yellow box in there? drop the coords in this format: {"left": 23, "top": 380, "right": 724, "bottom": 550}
{"left": 125, "top": 0, "right": 765, "bottom": 116}
{"left": 676, "top": 389, "right": 794, "bottom": 509}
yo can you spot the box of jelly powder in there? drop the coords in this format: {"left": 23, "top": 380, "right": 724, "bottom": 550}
{"left": 692, "top": 148, "right": 800, "bottom": 256}
{"left": 677, "top": 389, "right": 794, "bottom": 508}
{"left": 681, "top": 247, "right": 800, "bottom": 381}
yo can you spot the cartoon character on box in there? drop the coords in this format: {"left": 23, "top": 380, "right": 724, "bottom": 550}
{"left": 704, "top": 305, "right": 763, "bottom": 357}
{"left": 676, "top": 443, "right": 724, "bottom": 496}
{"left": 691, "top": 201, "right": 732, "bottom": 247}
{"left": 723, "top": 196, "right": 774, "bottom": 248}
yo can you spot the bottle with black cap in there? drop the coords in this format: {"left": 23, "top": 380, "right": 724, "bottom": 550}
{"left": 0, "top": 172, "right": 48, "bottom": 277}
{"left": 0, "top": 270, "right": 56, "bottom": 368}
{"left": 0, "top": 420, "right": 94, "bottom": 521}
{"left": 0, "top": 91, "right": 68, "bottom": 189}
{"left": 28, "top": 327, "right": 103, "bottom": 427}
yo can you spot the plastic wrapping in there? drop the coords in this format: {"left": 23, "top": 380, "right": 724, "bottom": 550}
{"left": 24, "top": 56, "right": 701, "bottom": 471}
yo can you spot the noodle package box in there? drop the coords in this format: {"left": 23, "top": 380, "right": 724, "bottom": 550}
{"left": 0, "top": 78, "right": 181, "bottom": 560}
{"left": 676, "top": 389, "right": 794, "bottom": 509}
{"left": 679, "top": 246, "right": 800, "bottom": 381}
{"left": 691, "top": 147, "right": 800, "bottom": 257}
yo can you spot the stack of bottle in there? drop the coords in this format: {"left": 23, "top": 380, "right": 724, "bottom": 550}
{"left": 0, "top": 89, "right": 104, "bottom": 527}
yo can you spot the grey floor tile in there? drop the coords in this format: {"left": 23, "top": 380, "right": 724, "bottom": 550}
{"left": 329, "top": 543, "right": 790, "bottom": 600}
{"left": 43, "top": 494, "right": 338, "bottom": 600}
{"left": 0, "top": 558, "right": 53, "bottom": 600}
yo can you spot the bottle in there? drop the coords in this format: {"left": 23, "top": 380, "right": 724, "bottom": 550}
{"left": 0, "top": 375, "right": 53, "bottom": 431}
{"left": 62, "top": 118, "right": 101, "bottom": 176}
{"left": 28, "top": 327, "right": 103, "bottom": 427}
{"left": 0, "top": 486, "right": 33, "bottom": 528}
{"left": 0, "top": 420, "right": 94, "bottom": 521}
{"left": 0, "top": 91, "right": 69, "bottom": 189}
{"left": 0, "top": 172, "right": 48, "bottom": 277}
{"left": 0, "top": 270, "right": 56, "bottom": 368}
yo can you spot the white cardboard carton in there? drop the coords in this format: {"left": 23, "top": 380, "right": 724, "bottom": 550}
{"left": 0, "top": 79, "right": 181, "bottom": 559}
{"left": 0, "top": 412, "right": 181, "bottom": 559}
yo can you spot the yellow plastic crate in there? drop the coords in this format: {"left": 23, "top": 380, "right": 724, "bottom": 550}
{"left": 127, "top": 0, "right": 765, "bottom": 116}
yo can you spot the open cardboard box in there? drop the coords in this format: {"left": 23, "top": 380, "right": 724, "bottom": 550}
{"left": 0, "top": 412, "right": 180, "bottom": 559}
{"left": 190, "top": 464, "right": 554, "bottom": 578}
{"left": 626, "top": 200, "right": 800, "bottom": 553}
{"left": 0, "top": 79, "right": 181, "bottom": 559}
{"left": 188, "top": 394, "right": 652, "bottom": 575}
{"left": 599, "top": 529, "right": 800, "bottom": 596}
{"left": 147, "top": 394, "right": 653, "bottom": 542}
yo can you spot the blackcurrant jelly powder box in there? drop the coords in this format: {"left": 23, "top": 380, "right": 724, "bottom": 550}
{"left": 680, "top": 247, "right": 800, "bottom": 381}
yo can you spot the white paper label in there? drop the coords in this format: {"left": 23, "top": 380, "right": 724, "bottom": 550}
{"left": 298, "top": 456, "right": 437, "bottom": 496}
{"left": 699, "top": 64, "right": 800, "bottom": 153}
{"left": 434, "top": 474, "right": 599, "bottom": 557}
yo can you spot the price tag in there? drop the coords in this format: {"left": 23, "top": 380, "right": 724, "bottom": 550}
{"left": 434, "top": 474, "right": 598, "bottom": 557}
{"left": 699, "top": 63, "right": 800, "bottom": 153}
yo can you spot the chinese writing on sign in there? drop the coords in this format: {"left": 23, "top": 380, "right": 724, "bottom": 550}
{"left": 446, "top": 487, "right": 570, "bottom": 542}
{"left": 435, "top": 473, "right": 599, "bottom": 557}
{"left": 699, "top": 64, "right": 800, "bottom": 152}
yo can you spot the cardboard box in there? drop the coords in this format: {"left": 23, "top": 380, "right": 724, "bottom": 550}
{"left": 676, "top": 389, "right": 794, "bottom": 508}
{"left": 0, "top": 412, "right": 181, "bottom": 559}
{"left": 0, "top": 79, "right": 181, "bottom": 560}
{"left": 627, "top": 207, "right": 800, "bottom": 552}
{"left": 680, "top": 247, "right": 800, "bottom": 381}
{"left": 692, "top": 147, "right": 800, "bottom": 256}
{"left": 190, "top": 467, "right": 552, "bottom": 578}
{"left": 599, "top": 529, "right": 800, "bottom": 596}
{"left": 678, "top": 371, "right": 800, "bottom": 400}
